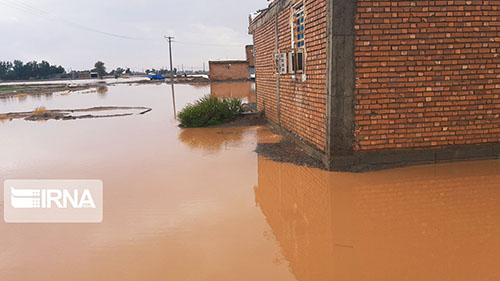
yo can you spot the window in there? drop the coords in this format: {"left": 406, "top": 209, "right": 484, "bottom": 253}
{"left": 295, "top": 51, "right": 304, "bottom": 73}
{"left": 293, "top": 3, "right": 305, "bottom": 49}
{"left": 290, "top": 2, "right": 305, "bottom": 75}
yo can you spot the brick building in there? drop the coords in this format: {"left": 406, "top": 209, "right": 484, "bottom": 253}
{"left": 246, "top": 45, "right": 256, "bottom": 76}
{"left": 249, "top": 0, "right": 500, "bottom": 171}
{"left": 209, "top": 60, "right": 251, "bottom": 81}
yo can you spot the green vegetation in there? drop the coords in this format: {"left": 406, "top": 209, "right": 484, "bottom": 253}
{"left": 0, "top": 60, "right": 65, "bottom": 81}
{"left": 0, "top": 87, "right": 27, "bottom": 92}
{"left": 32, "top": 106, "right": 50, "bottom": 115}
{"left": 0, "top": 88, "right": 17, "bottom": 92}
{"left": 178, "top": 95, "right": 243, "bottom": 128}
{"left": 93, "top": 61, "right": 106, "bottom": 79}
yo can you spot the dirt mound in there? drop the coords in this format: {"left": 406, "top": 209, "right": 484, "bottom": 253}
{"left": 255, "top": 139, "right": 324, "bottom": 170}
{"left": 0, "top": 106, "right": 152, "bottom": 122}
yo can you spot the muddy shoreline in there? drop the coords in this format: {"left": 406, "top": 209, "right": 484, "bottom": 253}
{"left": 134, "top": 76, "right": 210, "bottom": 85}
{"left": 255, "top": 138, "right": 324, "bottom": 170}
{"left": 204, "top": 111, "right": 324, "bottom": 169}
{"left": 0, "top": 76, "right": 210, "bottom": 99}
{"left": 0, "top": 106, "right": 152, "bottom": 122}
{"left": 0, "top": 85, "right": 92, "bottom": 99}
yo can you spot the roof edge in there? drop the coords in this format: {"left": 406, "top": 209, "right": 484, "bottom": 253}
{"left": 248, "top": 0, "right": 295, "bottom": 34}
{"left": 209, "top": 60, "right": 249, "bottom": 64}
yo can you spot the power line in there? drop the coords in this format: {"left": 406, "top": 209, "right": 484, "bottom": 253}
{"left": 175, "top": 41, "right": 243, "bottom": 48}
{"left": 0, "top": 0, "right": 158, "bottom": 41}
{"left": 0, "top": 0, "right": 251, "bottom": 49}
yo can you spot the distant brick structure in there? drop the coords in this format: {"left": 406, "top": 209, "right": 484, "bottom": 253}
{"left": 245, "top": 45, "right": 255, "bottom": 67}
{"left": 250, "top": 0, "right": 500, "bottom": 171}
{"left": 246, "top": 45, "right": 256, "bottom": 76}
{"left": 209, "top": 60, "right": 251, "bottom": 81}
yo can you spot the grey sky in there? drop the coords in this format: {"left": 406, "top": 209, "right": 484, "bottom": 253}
{"left": 0, "top": 0, "right": 269, "bottom": 71}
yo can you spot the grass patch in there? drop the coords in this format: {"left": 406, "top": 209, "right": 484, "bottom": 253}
{"left": 0, "top": 114, "right": 9, "bottom": 123}
{"left": 13, "top": 94, "right": 27, "bottom": 99}
{"left": 32, "top": 106, "right": 50, "bottom": 115}
{"left": 178, "top": 95, "right": 242, "bottom": 128}
{"left": 0, "top": 87, "right": 24, "bottom": 92}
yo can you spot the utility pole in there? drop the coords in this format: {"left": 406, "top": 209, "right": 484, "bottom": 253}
{"left": 165, "top": 35, "right": 177, "bottom": 119}
{"left": 164, "top": 36, "right": 174, "bottom": 83}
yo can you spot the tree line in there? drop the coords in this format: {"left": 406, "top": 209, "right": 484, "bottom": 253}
{"left": 0, "top": 60, "right": 66, "bottom": 81}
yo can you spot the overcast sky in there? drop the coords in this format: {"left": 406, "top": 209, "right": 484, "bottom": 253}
{"left": 0, "top": 0, "right": 270, "bottom": 71}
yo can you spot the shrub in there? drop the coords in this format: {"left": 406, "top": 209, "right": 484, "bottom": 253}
{"left": 178, "top": 95, "right": 242, "bottom": 127}
{"left": 32, "top": 106, "right": 50, "bottom": 115}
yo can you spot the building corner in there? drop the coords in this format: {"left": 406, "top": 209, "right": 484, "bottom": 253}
{"left": 325, "top": 0, "right": 358, "bottom": 170}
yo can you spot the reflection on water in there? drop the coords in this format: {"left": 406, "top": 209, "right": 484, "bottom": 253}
{"left": 256, "top": 157, "right": 500, "bottom": 281}
{"left": 211, "top": 81, "right": 256, "bottom": 103}
{"left": 179, "top": 128, "right": 245, "bottom": 154}
{"left": 171, "top": 83, "right": 177, "bottom": 119}
{"left": 0, "top": 76, "right": 148, "bottom": 87}
{"left": 97, "top": 85, "right": 108, "bottom": 96}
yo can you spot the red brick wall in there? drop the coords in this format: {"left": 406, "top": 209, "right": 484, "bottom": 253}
{"left": 246, "top": 46, "right": 255, "bottom": 67}
{"left": 209, "top": 61, "right": 250, "bottom": 81}
{"left": 253, "top": 0, "right": 328, "bottom": 151}
{"left": 354, "top": 0, "right": 500, "bottom": 152}
{"left": 254, "top": 19, "right": 279, "bottom": 124}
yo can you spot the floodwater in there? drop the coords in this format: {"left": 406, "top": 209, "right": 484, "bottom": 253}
{"left": 1, "top": 81, "right": 500, "bottom": 281}
{"left": 210, "top": 80, "right": 256, "bottom": 103}
{"left": 0, "top": 76, "right": 149, "bottom": 87}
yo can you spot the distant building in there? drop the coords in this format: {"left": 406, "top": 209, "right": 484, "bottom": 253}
{"left": 209, "top": 60, "right": 251, "bottom": 81}
{"left": 72, "top": 71, "right": 91, "bottom": 79}
{"left": 208, "top": 45, "right": 256, "bottom": 81}
{"left": 245, "top": 45, "right": 255, "bottom": 76}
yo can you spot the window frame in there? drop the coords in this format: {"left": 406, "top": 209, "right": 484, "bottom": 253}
{"left": 292, "top": 2, "right": 305, "bottom": 50}
{"left": 290, "top": 1, "right": 305, "bottom": 75}
{"left": 295, "top": 50, "right": 304, "bottom": 74}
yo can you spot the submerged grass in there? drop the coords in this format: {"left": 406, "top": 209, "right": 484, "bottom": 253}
{"left": 178, "top": 95, "right": 242, "bottom": 128}
{"left": 32, "top": 106, "right": 50, "bottom": 115}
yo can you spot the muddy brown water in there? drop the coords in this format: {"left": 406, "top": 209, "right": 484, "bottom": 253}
{"left": 1, "top": 82, "right": 500, "bottom": 281}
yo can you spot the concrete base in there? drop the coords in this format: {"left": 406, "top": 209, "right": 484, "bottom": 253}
{"left": 266, "top": 121, "right": 500, "bottom": 172}
{"left": 330, "top": 143, "right": 500, "bottom": 172}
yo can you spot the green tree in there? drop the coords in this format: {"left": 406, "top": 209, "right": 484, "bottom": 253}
{"left": 94, "top": 61, "right": 106, "bottom": 79}
{"left": 0, "top": 60, "right": 64, "bottom": 81}
{"left": 13, "top": 60, "right": 25, "bottom": 79}
{"left": 0, "top": 62, "right": 9, "bottom": 79}
{"left": 38, "top": 61, "right": 51, "bottom": 78}
{"left": 115, "top": 67, "right": 125, "bottom": 75}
